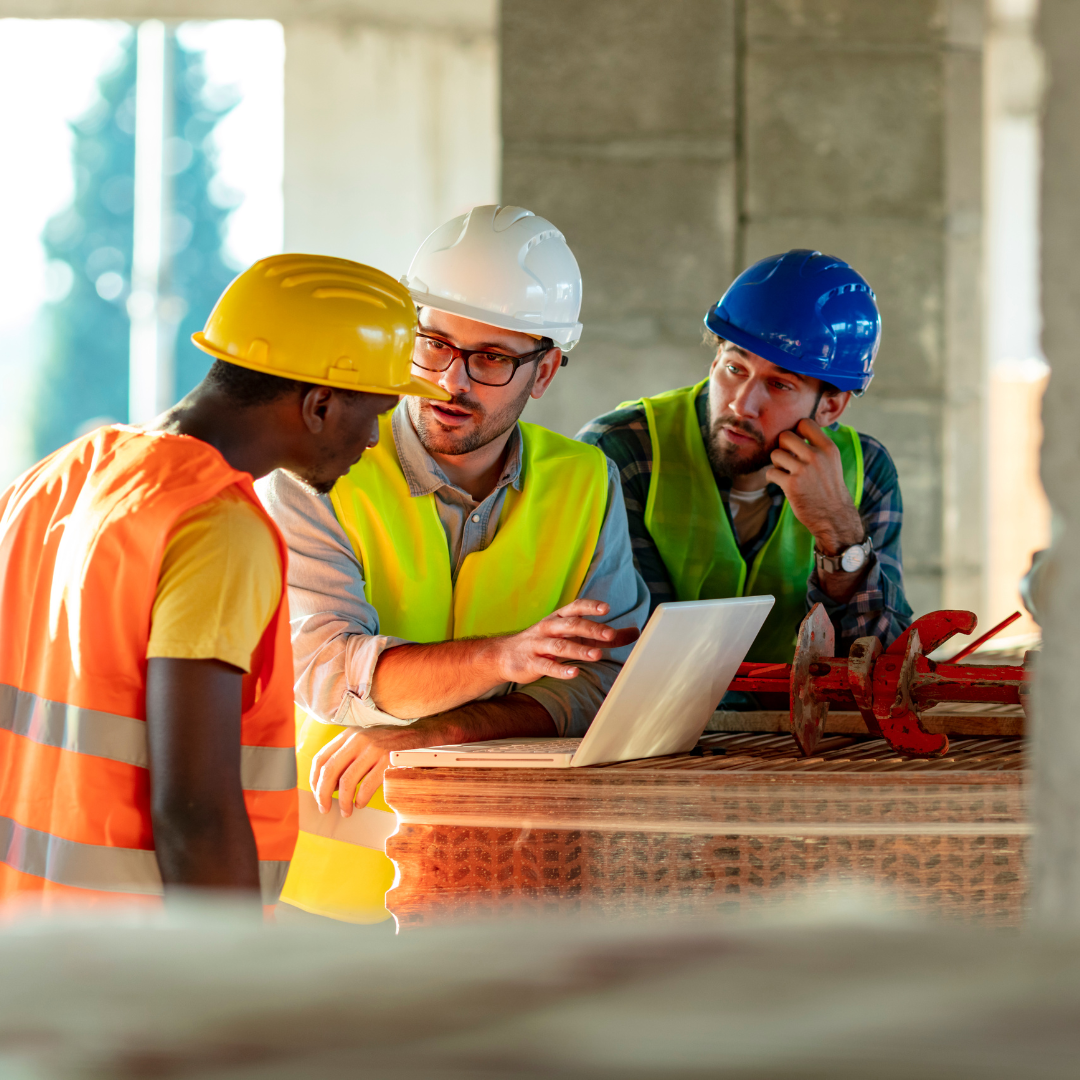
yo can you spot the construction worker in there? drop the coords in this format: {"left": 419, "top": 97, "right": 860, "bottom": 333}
{"left": 0, "top": 254, "right": 439, "bottom": 911}
{"left": 580, "top": 249, "right": 913, "bottom": 665}
{"left": 260, "top": 205, "right": 648, "bottom": 923}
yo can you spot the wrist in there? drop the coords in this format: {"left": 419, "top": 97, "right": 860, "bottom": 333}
{"left": 477, "top": 633, "right": 512, "bottom": 684}
{"left": 814, "top": 516, "right": 865, "bottom": 557}
{"left": 815, "top": 534, "right": 872, "bottom": 577}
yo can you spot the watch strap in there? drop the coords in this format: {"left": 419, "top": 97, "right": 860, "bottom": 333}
{"left": 814, "top": 535, "right": 872, "bottom": 575}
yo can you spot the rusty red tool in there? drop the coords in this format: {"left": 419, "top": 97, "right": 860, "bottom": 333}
{"left": 948, "top": 610, "right": 1022, "bottom": 663}
{"left": 728, "top": 606, "right": 1030, "bottom": 759}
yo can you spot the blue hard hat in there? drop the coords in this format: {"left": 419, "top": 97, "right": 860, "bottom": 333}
{"left": 704, "top": 249, "right": 881, "bottom": 393}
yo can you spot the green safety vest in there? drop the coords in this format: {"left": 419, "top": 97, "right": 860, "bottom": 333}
{"left": 280, "top": 412, "right": 609, "bottom": 922}
{"left": 630, "top": 379, "right": 863, "bottom": 663}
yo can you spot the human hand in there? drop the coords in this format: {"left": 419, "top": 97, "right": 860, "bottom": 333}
{"left": 310, "top": 719, "right": 455, "bottom": 817}
{"left": 765, "top": 418, "right": 864, "bottom": 555}
{"left": 489, "top": 599, "right": 640, "bottom": 685}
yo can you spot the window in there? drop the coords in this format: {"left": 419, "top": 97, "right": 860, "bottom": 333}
{"left": 0, "top": 17, "right": 283, "bottom": 484}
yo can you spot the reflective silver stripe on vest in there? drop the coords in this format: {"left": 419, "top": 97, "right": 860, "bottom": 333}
{"left": 1, "top": 814, "right": 291, "bottom": 905}
{"left": 0, "top": 682, "right": 149, "bottom": 768}
{"left": 0, "top": 683, "right": 296, "bottom": 792}
{"left": 297, "top": 789, "right": 398, "bottom": 851}
{"left": 240, "top": 745, "right": 297, "bottom": 792}
{"left": 258, "top": 859, "right": 290, "bottom": 904}
{"left": 0, "top": 814, "right": 163, "bottom": 895}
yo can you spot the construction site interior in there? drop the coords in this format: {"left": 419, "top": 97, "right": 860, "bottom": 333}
{"left": 2, "top": 1, "right": 1080, "bottom": 1077}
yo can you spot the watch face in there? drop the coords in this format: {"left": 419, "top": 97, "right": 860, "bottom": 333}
{"left": 841, "top": 544, "right": 867, "bottom": 573}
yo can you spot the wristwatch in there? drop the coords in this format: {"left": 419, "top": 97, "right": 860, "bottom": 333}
{"left": 814, "top": 535, "right": 873, "bottom": 575}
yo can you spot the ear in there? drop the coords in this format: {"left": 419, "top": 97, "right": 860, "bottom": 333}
{"left": 814, "top": 389, "right": 852, "bottom": 426}
{"left": 530, "top": 348, "right": 563, "bottom": 400}
{"left": 299, "top": 385, "right": 335, "bottom": 434}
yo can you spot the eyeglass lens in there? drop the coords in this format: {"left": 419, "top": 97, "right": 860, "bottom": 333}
{"left": 414, "top": 336, "right": 520, "bottom": 386}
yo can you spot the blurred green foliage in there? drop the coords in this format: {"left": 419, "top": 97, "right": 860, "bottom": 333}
{"left": 34, "top": 27, "right": 239, "bottom": 457}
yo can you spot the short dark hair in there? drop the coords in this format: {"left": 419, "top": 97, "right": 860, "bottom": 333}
{"left": 205, "top": 359, "right": 363, "bottom": 408}
{"left": 704, "top": 331, "right": 840, "bottom": 396}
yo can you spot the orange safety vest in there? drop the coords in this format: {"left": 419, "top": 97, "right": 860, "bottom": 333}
{"left": 0, "top": 426, "right": 298, "bottom": 910}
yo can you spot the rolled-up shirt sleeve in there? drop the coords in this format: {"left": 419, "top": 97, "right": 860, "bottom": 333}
{"left": 256, "top": 469, "right": 410, "bottom": 728}
{"left": 515, "top": 458, "right": 650, "bottom": 737}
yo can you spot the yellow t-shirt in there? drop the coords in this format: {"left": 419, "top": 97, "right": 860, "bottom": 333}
{"left": 147, "top": 486, "right": 282, "bottom": 673}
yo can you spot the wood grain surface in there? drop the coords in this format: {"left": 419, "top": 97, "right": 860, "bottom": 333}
{"left": 384, "top": 732, "right": 1028, "bottom": 929}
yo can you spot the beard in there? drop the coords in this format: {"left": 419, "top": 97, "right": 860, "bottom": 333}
{"left": 706, "top": 410, "right": 778, "bottom": 479}
{"left": 408, "top": 372, "right": 536, "bottom": 457}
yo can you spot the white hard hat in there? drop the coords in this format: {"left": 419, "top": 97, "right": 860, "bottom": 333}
{"left": 401, "top": 205, "right": 584, "bottom": 350}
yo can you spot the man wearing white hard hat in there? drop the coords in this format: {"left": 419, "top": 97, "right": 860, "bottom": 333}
{"left": 260, "top": 205, "right": 648, "bottom": 923}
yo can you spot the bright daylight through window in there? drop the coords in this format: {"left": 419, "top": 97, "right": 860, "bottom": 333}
{"left": 0, "top": 18, "right": 283, "bottom": 488}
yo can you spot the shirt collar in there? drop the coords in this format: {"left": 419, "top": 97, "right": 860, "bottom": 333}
{"left": 391, "top": 399, "right": 524, "bottom": 501}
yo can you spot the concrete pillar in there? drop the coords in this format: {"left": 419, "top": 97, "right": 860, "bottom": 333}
{"left": 742, "top": 1, "right": 984, "bottom": 617}
{"left": 1033, "top": 0, "right": 1080, "bottom": 922}
{"left": 503, "top": 0, "right": 984, "bottom": 619}
{"left": 503, "top": 0, "right": 739, "bottom": 440}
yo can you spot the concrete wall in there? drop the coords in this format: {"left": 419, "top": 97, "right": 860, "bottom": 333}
{"left": 505, "top": 0, "right": 739, "bottom": 448}
{"left": 1033, "top": 0, "right": 1080, "bottom": 922}
{"left": 505, "top": 0, "right": 984, "bottom": 617}
{"left": 282, "top": 6, "right": 498, "bottom": 277}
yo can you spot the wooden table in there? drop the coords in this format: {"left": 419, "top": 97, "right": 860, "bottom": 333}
{"left": 383, "top": 725, "right": 1027, "bottom": 929}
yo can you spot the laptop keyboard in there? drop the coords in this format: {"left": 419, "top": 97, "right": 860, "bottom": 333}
{"left": 444, "top": 739, "right": 583, "bottom": 754}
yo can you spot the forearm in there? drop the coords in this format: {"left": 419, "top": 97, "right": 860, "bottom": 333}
{"left": 518, "top": 659, "right": 623, "bottom": 737}
{"left": 151, "top": 799, "right": 260, "bottom": 892}
{"left": 370, "top": 637, "right": 507, "bottom": 717}
{"left": 817, "top": 563, "right": 868, "bottom": 604}
{"left": 145, "top": 657, "right": 260, "bottom": 896}
{"left": 425, "top": 692, "right": 557, "bottom": 743}
{"left": 808, "top": 556, "right": 912, "bottom": 653}
{"left": 808, "top": 436, "right": 913, "bottom": 650}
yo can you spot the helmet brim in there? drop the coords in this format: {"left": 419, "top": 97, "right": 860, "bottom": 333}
{"left": 407, "top": 288, "right": 582, "bottom": 351}
{"left": 191, "top": 333, "right": 451, "bottom": 401}
{"left": 703, "top": 310, "right": 873, "bottom": 393}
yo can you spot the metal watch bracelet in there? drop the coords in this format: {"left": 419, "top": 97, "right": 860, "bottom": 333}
{"left": 814, "top": 535, "right": 873, "bottom": 575}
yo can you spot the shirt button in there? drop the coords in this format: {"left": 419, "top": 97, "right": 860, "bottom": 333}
{"left": 471, "top": 514, "right": 481, "bottom": 523}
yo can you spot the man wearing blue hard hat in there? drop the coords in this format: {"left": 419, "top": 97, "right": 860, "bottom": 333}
{"left": 579, "top": 249, "right": 912, "bottom": 662}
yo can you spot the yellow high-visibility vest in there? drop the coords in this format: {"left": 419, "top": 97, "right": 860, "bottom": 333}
{"left": 280, "top": 413, "right": 609, "bottom": 922}
{"left": 627, "top": 379, "right": 863, "bottom": 663}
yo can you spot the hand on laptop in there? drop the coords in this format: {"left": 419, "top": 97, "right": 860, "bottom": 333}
{"left": 493, "top": 599, "right": 640, "bottom": 684}
{"left": 369, "top": 599, "right": 640, "bottom": 719}
{"left": 311, "top": 694, "right": 558, "bottom": 816}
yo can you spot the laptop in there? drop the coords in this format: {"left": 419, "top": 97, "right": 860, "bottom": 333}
{"left": 389, "top": 595, "right": 774, "bottom": 770}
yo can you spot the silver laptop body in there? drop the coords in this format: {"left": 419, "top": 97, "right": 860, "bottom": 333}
{"left": 389, "top": 595, "right": 775, "bottom": 770}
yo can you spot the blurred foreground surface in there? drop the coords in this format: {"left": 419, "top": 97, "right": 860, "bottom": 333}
{"left": 0, "top": 902, "right": 1078, "bottom": 1079}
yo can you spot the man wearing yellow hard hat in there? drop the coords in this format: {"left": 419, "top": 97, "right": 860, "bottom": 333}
{"left": 0, "top": 254, "right": 436, "bottom": 913}
{"left": 260, "top": 206, "right": 649, "bottom": 923}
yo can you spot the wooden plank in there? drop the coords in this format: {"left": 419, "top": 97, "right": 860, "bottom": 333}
{"left": 383, "top": 734, "right": 1029, "bottom": 930}
{"left": 705, "top": 707, "right": 1025, "bottom": 737}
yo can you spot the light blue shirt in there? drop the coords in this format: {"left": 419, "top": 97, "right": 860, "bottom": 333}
{"left": 258, "top": 401, "right": 649, "bottom": 737}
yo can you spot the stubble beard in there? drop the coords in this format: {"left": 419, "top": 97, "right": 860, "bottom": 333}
{"left": 706, "top": 407, "right": 777, "bottom": 480}
{"left": 408, "top": 373, "right": 537, "bottom": 457}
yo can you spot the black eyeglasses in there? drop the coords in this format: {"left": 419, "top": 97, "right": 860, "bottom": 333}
{"left": 412, "top": 332, "right": 551, "bottom": 388}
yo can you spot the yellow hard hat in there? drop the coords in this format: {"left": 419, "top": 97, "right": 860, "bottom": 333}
{"left": 192, "top": 253, "right": 450, "bottom": 400}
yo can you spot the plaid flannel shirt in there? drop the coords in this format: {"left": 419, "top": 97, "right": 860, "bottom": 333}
{"left": 576, "top": 383, "right": 913, "bottom": 656}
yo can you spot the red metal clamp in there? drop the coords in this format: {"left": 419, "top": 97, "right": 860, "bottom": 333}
{"left": 739, "top": 606, "right": 1027, "bottom": 759}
